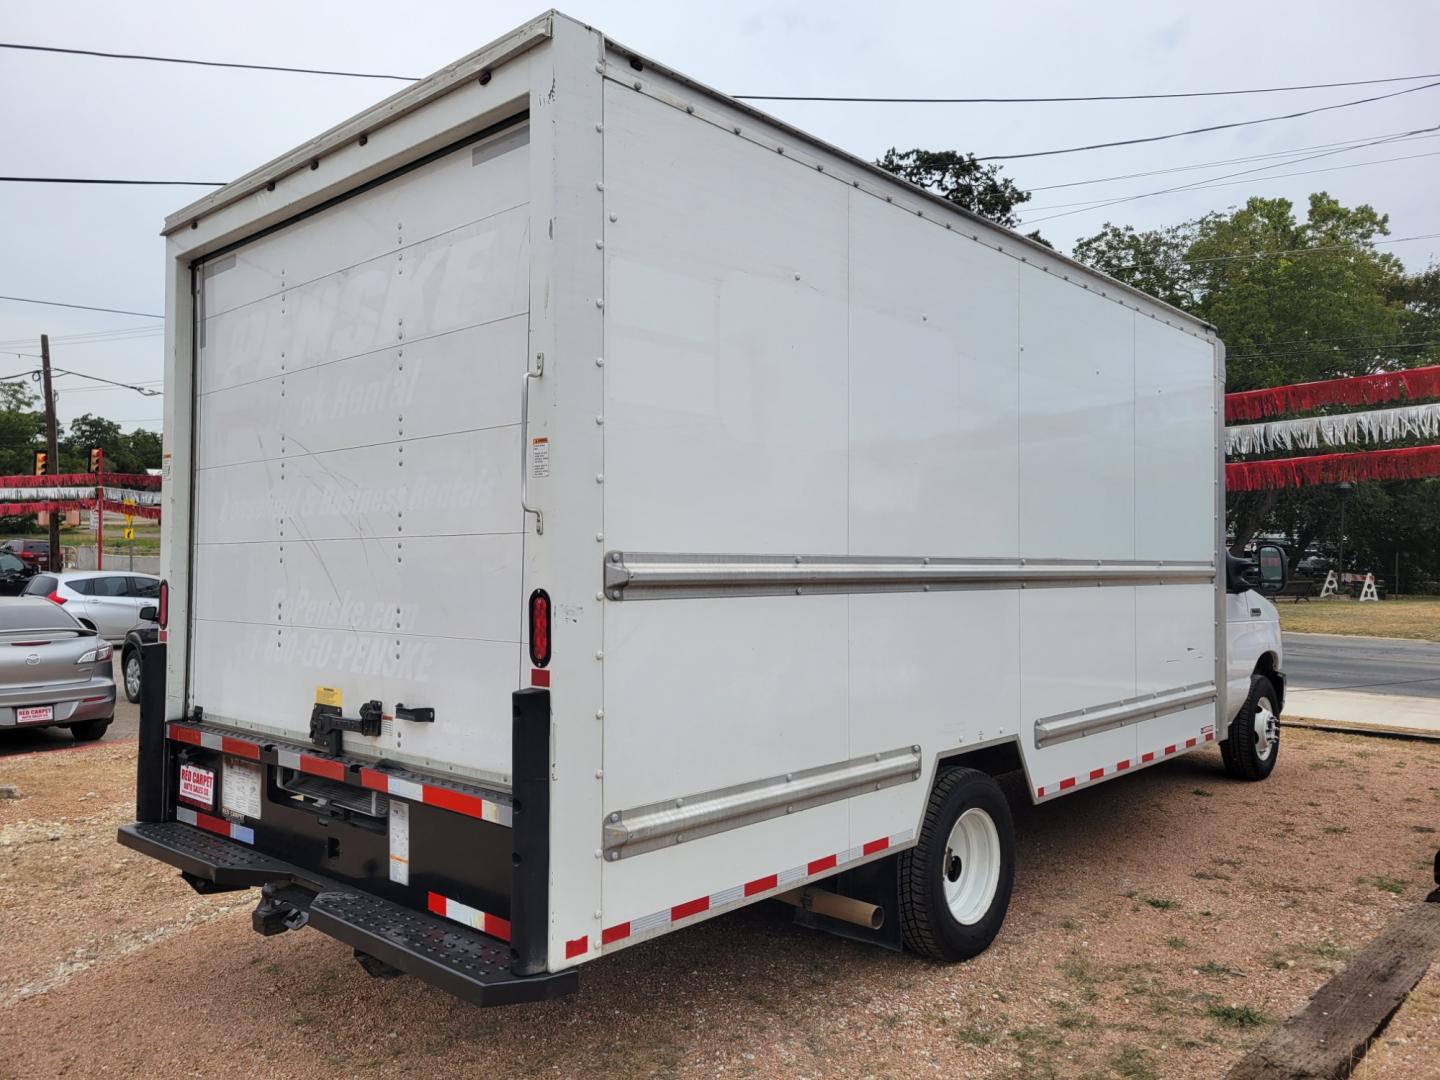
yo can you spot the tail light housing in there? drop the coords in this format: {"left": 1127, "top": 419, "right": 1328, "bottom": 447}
{"left": 528, "top": 589, "right": 551, "bottom": 667}
{"left": 46, "top": 590, "right": 66, "bottom": 605}
{"left": 158, "top": 579, "right": 169, "bottom": 628}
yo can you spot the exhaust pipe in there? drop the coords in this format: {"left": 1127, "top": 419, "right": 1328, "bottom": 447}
{"left": 776, "top": 886, "right": 884, "bottom": 930}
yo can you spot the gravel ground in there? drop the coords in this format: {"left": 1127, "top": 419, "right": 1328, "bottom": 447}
{"left": 2, "top": 729, "right": 1438, "bottom": 1079}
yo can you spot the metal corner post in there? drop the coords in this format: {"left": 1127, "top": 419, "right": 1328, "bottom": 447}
{"left": 135, "top": 642, "right": 170, "bottom": 822}
{"left": 510, "top": 687, "right": 552, "bottom": 976}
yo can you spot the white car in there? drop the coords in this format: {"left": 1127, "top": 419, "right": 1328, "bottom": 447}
{"left": 22, "top": 571, "right": 161, "bottom": 643}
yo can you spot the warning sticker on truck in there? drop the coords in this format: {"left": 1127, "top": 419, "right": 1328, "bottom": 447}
{"left": 222, "top": 760, "right": 262, "bottom": 820}
{"left": 388, "top": 801, "right": 410, "bottom": 885}
{"left": 529, "top": 436, "right": 550, "bottom": 479}
{"left": 314, "top": 686, "right": 343, "bottom": 708}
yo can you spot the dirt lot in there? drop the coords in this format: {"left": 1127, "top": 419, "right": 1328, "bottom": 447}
{"left": 1278, "top": 596, "right": 1440, "bottom": 641}
{"left": 2, "top": 730, "right": 1438, "bottom": 1079}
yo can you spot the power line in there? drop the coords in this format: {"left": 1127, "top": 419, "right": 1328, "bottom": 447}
{"left": 53, "top": 369, "right": 161, "bottom": 396}
{"left": 0, "top": 176, "right": 223, "bottom": 186}
{"left": 1028, "top": 128, "right": 1440, "bottom": 192}
{"left": 1093, "top": 232, "right": 1440, "bottom": 276}
{"left": 7, "top": 42, "right": 1438, "bottom": 107}
{"left": 737, "top": 73, "right": 1440, "bottom": 103}
{"left": 0, "top": 295, "right": 162, "bottom": 319}
{"left": 1024, "top": 146, "right": 1440, "bottom": 220}
{"left": 0, "top": 41, "right": 417, "bottom": 81}
{"left": 976, "top": 79, "right": 1440, "bottom": 161}
{"left": 1022, "top": 123, "right": 1440, "bottom": 222}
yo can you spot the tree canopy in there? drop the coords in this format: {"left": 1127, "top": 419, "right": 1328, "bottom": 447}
{"left": 875, "top": 148, "right": 1049, "bottom": 246}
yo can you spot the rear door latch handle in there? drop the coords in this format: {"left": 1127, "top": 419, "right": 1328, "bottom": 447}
{"left": 309, "top": 699, "right": 384, "bottom": 756}
{"left": 395, "top": 703, "right": 434, "bottom": 724}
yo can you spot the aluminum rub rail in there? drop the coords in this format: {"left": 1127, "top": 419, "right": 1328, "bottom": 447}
{"left": 604, "top": 552, "right": 1214, "bottom": 601}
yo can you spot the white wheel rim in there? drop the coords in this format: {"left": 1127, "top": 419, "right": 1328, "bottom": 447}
{"left": 942, "top": 807, "right": 1002, "bottom": 925}
{"left": 125, "top": 656, "right": 141, "bottom": 697}
{"left": 1254, "top": 698, "right": 1278, "bottom": 761}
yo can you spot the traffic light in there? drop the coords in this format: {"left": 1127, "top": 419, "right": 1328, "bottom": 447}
{"left": 33, "top": 450, "right": 46, "bottom": 475}
{"left": 88, "top": 447, "right": 103, "bottom": 472}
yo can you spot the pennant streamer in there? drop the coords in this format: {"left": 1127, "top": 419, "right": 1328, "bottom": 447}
{"left": 1225, "top": 401, "right": 1440, "bottom": 456}
{"left": 0, "top": 473, "right": 160, "bottom": 490}
{"left": 1224, "top": 364, "right": 1440, "bottom": 422}
{"left": 0, "top": 500, "right": 162, "bottom": 520}
{"left": 1225, "top": 445, "right": 1440, "bottom": 492}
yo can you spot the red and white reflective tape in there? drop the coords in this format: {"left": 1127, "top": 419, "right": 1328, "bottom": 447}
{"left": 176, "top": 804, "right": 255, "bottom": 845}
{"left": 427, "top": 891, "right": 510, "bottom": 942}
{"left": 167, "top": 723, "right": 260, "bottom": 761}
{"left": 1035, "top": 725, "right": 1216, "bottom": 799}
{"left": 582, "top": 828, "right": 915, "bottom": 958}
{"left": 167, "top": 723, "right": 511, "bottom": 826}
{"left": 359, "top": 767, "right": 512, "bottom": 826}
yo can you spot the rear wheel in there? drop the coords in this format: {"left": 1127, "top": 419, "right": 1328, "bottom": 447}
{"left": 70, "top": 717, "right": 110, "bottom": 742}
{"left": 123, "top": 648, "right": 142, "bottom": 703}
{"left": 898, "top": 767, "right": 1015, "bottom": 961}
{"left": 1222, "top": 675, "right": 1279, "bottom": 781}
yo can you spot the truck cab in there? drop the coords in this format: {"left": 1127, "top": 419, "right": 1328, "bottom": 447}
{"left": 1222, "top": 543, "right": 1287, "bottom": 780}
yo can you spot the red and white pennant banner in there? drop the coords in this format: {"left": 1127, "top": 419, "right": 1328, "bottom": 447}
{"left": 1224, "top": 364, "right": 1440, "bottom": 423}
{"left": 0, "top": 472, "right": 162, "bottom": 519}
{"left": 1225, "top": 401, "right": 1440, "bottom": 456}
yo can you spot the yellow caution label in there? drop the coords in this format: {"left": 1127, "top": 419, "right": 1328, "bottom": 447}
{"left": 314, "top": 686, "right": 343, "bottom": 708}
{"left": 122, "top": 527, "right": 135, "bottom": 541}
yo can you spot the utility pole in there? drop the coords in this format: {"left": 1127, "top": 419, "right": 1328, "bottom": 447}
{"left": 39, "top": 335, "right": 61, "bottom": 573}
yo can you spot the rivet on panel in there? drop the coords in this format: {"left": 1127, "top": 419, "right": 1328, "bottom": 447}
{"left": 685, "top": 104, "right": 695, "bottom": 115}
{"left": 595, "top": 473, "right": 604, "bottom": 484}
{"left": 596, "top": 710, "right": 605, "bottom": 720}
{"left": 595, "top": 415, "right": 604, "bottom": 425}
{"left": 595, "top": 122, "right": 604, "bottom": 133}
{"left": 595, "top": 650, "right": 604, "bottom": 660}
{"left": 595, "top": 532, "right": 604, "bottom": 542}
{"left": 595, "top": 356, "right": 604, "bottom": 367}
{"left": 608, "top": 212, "right": 618, "bottom": 223}
{"left": 595, "top": 591, "right": 604, "bottom": 601}
{"left": 595, "top": 181, "right": 604, "bottom": 191}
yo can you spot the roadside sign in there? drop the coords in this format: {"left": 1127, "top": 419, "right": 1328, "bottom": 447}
{"left": 122, "top": 527, "right": 135, "bottom": 541}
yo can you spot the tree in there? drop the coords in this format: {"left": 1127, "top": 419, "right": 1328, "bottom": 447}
{"left": 58, "top": 413, "right": 162, "bottom": 474}
{"left": 876, "top": 148, "right": 1048, "bottom": 244}
{"left": 0, "top": 381, "right": 46, "bottom": 477}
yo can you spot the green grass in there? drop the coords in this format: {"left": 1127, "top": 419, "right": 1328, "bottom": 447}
{"left": 1207, "top": 1003, "right": 1266, "bottom": 1028}
{"left": 1108, "top": 1046, "right": 1158, "bottom": 1080}
{"left": 1357, "top": 875, "right": 1407, "bottom": 895}
{"left": 1144, "top": 897, "right": 1179, "bottom": 910}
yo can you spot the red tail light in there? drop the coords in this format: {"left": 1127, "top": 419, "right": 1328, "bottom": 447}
{"left": 46, "top": 590, "right": 66, "bottom": 605}
{"left": 158, "top": 579, "right": 169, "bottom": 628}
{"left": 528, "top": 589, "right": 551, "bottom": 667}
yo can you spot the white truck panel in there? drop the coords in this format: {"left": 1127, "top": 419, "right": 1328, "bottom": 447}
{"left": 602, "top": 85, "right": 851, "bottom": 555}
{"left": 1018, "top": 271, "right": 1137, "bottom": 561}
{"left": 187, "top": 125, "right": 532, "bottom": 780}
{"left": 848, "top": 196, "right": 1022, "bottom": 557}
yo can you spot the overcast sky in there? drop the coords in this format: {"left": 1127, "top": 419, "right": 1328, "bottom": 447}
{"left": 2, "top": 0, "right": 1437, "bottom": 434}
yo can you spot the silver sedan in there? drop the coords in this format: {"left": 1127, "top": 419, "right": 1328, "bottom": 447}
{"left": 0, "top": 598, "right": 115, "bottom": 742}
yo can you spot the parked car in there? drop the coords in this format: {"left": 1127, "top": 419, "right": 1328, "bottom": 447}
{"left": 0, "top": 552, "right": 37, "bottom": 595}
{"left": 3, "top": 538, "right": 50, "bottom": 570}
{"left": 120, "top": 607, "right": 160, "bottom": 704}
{"left": 0, "top": 597, "right": 114, "bottom": 742}
{"left": 21, "top": 571, "right": 161, "bottom": 643}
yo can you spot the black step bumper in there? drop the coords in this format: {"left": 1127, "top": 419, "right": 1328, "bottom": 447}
{"left": 117, "top": 821, "right": 577, "bottom": 1006}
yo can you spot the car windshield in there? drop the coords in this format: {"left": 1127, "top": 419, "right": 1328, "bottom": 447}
{"left": 0, "top": 599, "right": 79, "bottom": 631}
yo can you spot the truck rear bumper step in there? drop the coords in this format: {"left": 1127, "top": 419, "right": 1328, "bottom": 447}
{"left": 117, "top": 821, "right": 577, "bottom": 1006}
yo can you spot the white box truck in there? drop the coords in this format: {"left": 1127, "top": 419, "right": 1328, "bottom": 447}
{"left": 121, "top": 11, "right": 1288, "bottom": 1005}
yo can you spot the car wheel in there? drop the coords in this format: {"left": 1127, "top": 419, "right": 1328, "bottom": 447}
{"left": 123, "top": 648, "right": 143, "bottom": 703}
{"left": 1222, "top": 675, "right": 1280, "bottom": 781}
{"left": 70, "top": 717, "right": 110, "bottom": 742}
{"left": 898, "top": 767, "right": 1015, "bottom": 961}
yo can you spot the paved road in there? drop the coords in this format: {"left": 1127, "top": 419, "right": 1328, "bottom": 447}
{"left": 0, "top": 655, "right": 138, "bottom": 758}
{"left": 1284, "top": 632, "right": 1440, "bottom": 699}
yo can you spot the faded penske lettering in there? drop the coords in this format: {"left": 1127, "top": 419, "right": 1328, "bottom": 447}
{"left": 236, "top": 626, "right": 439, "bottom": 682}
{"left": 217, "top": 473, "right": 493, "bottom": 523}
{"left": 294, "top": 360, "right": 424, "bottom": 426}
{"left": 272, "top": 588, "right": 418, "bottom": 633}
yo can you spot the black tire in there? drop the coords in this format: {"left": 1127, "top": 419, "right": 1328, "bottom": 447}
{"left": 69, "top": 717, "right": 110, "bottom": 743}
{"left": 898, "top": 767, "right": 1015, "bottom": 961}
{"left": 122, "top": 647, "right": 142, "bottom": 703}
{"left": 1222, "top": 675, "right": 1280, "bottom": 781}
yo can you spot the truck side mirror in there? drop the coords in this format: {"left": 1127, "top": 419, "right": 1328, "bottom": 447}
{"left": 140, "top": 605, "right": 158, "bottom": 622}
{"left": 1256, "top": 544, "right": 1287, "bottom": 594}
